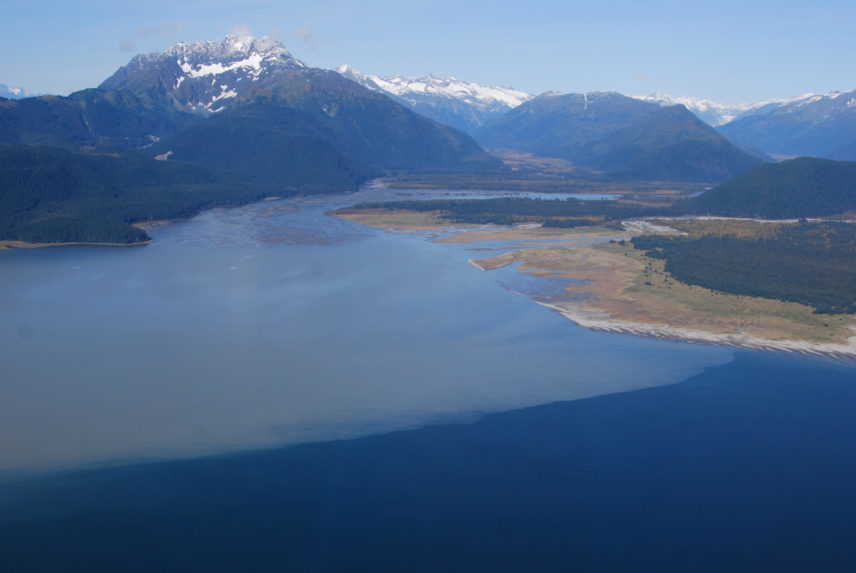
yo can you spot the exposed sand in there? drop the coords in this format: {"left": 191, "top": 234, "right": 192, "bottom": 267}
{"left": 330, "top": 207, "right": 628, "bottom": 242}
{"left": 538, "top": 301, "right": 856, "bottom": 359}
{"left": 473, "top": 243, "right": 856, "bottom": 357}
{"left": 439, "top": 225, "right": 627, "bottom": 243}
{"left": 335, "top": 206, "right": 856, "bottom": 358}
{"left": 331, "top": 208, "right": 458, "bottom": 231}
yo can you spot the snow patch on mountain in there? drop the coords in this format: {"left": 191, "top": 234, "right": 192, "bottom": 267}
{"left": 337, "top": 66, "right": 531, "bottom": 110}
{"left": 177, "top": 52, "right": 268, "bottom": 80}
{"left": 633, "top": 93, "right": 762, "bottom": 126}
{"left": 162, "top": 34, "right": 304, "bottom": 69}
{"left": 100, "top": 34, "right": 305, "bottom": 114}
{"left": 208, "top": 84, "right": 238, "bottom": 113}
{"left": 0, "top": 84, "right": 29, "bottom": 99}
{"left": 638, "top": 89, "right": 856, "bottom": 126}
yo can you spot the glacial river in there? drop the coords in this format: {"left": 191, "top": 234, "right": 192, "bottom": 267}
{"left": 0, "top": 189, "right": 732, "bottom": 473}
{"left": 5, "top": 189, "right": 856, "bottom": 572}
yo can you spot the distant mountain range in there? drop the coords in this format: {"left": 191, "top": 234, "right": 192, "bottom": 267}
{"left": 719, "top": 90, "right": 856, "bottom": 160}
{"left": 9, "top": 44, "right": 856, "bottom": 166}
{"left": 635, "top": 90, "right": 856, "bottom": 161}
{"left": 5, "top": 33, "right": 856, "bottom": 244}
{"left": 337, "top": 66, "right": 856, "bottom": 163}
{"left": 475, "top": 91, "right": 762, "bottom": 181}
{"left": 633, "top": 93, "right": 760, "bottom": 127}
{"left": 337, "top": 66, "right": 530, "bottom": 135}
{"left": 333, "top": 69, "right": 762, "bottom": 181}
{"left": 109, "top": 36, "right": 497, "bottom": 176}
{"left": 0, "top": 35, "right": 498, "bottom": 244}
{"left": 1, "top": 35, "right": 496, "bottom": 172}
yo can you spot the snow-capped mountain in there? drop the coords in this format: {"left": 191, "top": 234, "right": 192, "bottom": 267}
{"left": 638, "top": 89, "right": 856, "bottom": 130}
{"left": 337, "top": 66, "right": 531, "bottom": 135}
{"left": 86, "top": 34, "right": 497, "bottom": 174}
{"left": 0, "top": 84, "right": 30, "bottom": 99}
{"left": 719, "top": 89, "right": 856, "bottom": 160}
{"left": 337, "top": 66, "right": 530, "bottom": 109}
{"left": 100, "top": 34, "right": 305, "bottom": 113}
{"left": 633, "top": 93, "right": 762, "bottom": 126}
{"left": 737, "top": 90, "right": 856, "bottom": 116}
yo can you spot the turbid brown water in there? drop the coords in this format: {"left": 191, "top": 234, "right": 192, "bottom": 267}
{"left": 0, "top": 189, "right": 732, "bottom": 473}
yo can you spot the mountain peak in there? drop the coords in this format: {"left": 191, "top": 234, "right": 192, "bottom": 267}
{"left": 477, "top": 90, "right": 760, "bottom": 182}
{"left": 100, "top": 34, "right": 306, "bottom": 114}
{"left": 163, "top": 33, "right": 295, "bottom": 56}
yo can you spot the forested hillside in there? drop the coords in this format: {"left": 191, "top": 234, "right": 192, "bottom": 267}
{"left": 685, "top": 157, "right": 856, "bottom": 218}
{"left": 476, "top": 92, "right": 761, "bottom": 181}
{"left": 0, "top": 145, "right": 282, "bottom": 244}
{"left": 632, "top": 223, "right": 856, "bottom": 314}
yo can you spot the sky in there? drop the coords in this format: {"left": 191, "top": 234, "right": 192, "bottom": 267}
{"left": 2, "top": 0, "right": 855, "bottom": 103}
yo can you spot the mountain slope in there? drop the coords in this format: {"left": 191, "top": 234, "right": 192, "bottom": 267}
{"left": 0, "top": 35, "right": 504, "bottom": 246}
{"left": 0, "top": 144, "right": 274, "bottom": 244}
{"left": 337, "top": 66, "right": 530, "bottom": 135}
{"left": 588, "top": 105, "right": 763, "bottom": 180}
{"left": 719, "top": 90, "right": 856, "bottom": 159}
{"left": 102, "top": 35, "right": 499, "bottom": 173}
{"left": 685, "top": 157, "right": 856, "bottom": 218}
{"left": 477, "top": 92, "right": 761, "bottom": 181}
{"left": 477, "top": 92, "right": 651, "bottom": 158}
{"left": 0, "top": 88, "right": 194, "bottom": 150}
{"left": 151, "top": 102, "right": 366, "bottom": 190}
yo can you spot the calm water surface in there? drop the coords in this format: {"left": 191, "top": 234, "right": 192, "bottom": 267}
{"left": 4, "top": 190, "right": 856, "bottom": 572}
{"left": 0, "top": 189, "right": 731, "bottom": 473}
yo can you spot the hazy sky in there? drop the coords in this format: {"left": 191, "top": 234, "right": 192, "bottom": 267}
{"left": 3, "top": 0, "right": 855, "bottom": 102}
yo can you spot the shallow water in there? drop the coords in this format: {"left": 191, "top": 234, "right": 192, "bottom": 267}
{"left": 1, "top": 189, "right": 735, "bottom": 472}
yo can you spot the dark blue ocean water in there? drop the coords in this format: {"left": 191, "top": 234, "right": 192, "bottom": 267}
{"left": 2, "top": 352, "right": 855, "bottom": 572}
{"left": 2, "top": 191, "right": 855, "bottom": 571}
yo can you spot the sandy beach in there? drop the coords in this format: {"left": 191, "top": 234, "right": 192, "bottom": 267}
{"left": 537, "top": 300, "right": 856, "bottom": 359}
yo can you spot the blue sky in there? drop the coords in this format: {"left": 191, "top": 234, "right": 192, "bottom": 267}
{"left": 3, "top": 0, "right": 854, "bottom": 103}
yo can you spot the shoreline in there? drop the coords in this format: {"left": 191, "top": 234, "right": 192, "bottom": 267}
{"left": 1, "top": 194, "right": 297, "bottom": 252}
{"left": 467, "top": 258, "right": 487, "bottom": 271}
{"left": 537, "top": 300, "right": 856, "bottom": 360}
{"left": 335, "top": 206, "right": 856, "bottom": 359}
{"left": 0, "top": 218, "right": 175, "bottom": 251}
{"left": 0, "top": 239, "right": 152, "bottom": 250}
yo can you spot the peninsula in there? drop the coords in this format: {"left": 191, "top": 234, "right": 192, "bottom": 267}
{"left": 332, "top": 206, "right": 856, "bottom": 358}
